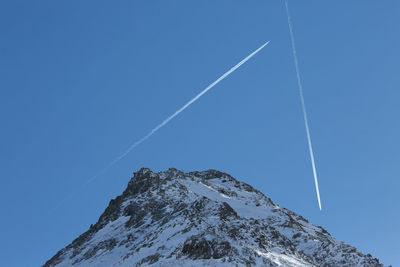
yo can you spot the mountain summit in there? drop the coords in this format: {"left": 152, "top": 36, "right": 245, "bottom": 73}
{"left": 44, "top": 168, "right": 385, "bottom": 267}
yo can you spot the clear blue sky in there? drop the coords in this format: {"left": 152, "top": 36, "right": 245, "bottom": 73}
{"left": 1, "top": 1, "right": 399, "bottom": 266}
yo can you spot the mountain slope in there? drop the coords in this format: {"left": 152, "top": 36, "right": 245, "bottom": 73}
{"left": 44, "top": 168, "right": 385, "bottom": 267}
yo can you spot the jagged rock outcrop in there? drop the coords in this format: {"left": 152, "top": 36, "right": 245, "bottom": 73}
{"left": 44, "top": 168, "right": 386, "bottom": 267}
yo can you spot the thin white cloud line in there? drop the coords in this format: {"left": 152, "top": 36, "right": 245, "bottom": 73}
{"left": 53, "top": 40, "right": 270, "bottom": 210}
{"left": 284, "top": 0, "right": 322, "bottom": 210}
{"left": 107, "top": 40, "right": 271, "bottom": 170}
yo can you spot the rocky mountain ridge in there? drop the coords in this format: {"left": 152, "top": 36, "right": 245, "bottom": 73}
{"left": 44, "top": 168, "right": 386, "bottom": 266}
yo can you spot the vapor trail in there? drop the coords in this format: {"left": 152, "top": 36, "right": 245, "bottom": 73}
{"left": 284, "top": 0, "right": 322, "bottom": 210}
{"left": 56, "top": 40, "right": 270, "bottom": 208}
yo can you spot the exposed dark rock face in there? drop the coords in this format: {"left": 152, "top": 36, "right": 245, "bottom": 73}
{"left": 181, "top": 236, "right": 234, "bottom": 260}
{"left": 219, "top": 202, "right": 238, "bottom": 221}
{"left": 44, "top": 168, "right": 387, "bottom": 267}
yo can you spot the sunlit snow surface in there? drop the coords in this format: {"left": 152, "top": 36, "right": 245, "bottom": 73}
{"left": 45, "top": 169, "right": 384, "bottom": 267}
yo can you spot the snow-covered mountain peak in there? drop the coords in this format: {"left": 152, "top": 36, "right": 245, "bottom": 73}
{"left": 44, "top": 168, "right": 387, "bottom": 267}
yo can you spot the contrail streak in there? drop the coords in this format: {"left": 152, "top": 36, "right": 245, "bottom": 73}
{"left": 98, "top": 40, "right": 269, "bottom": 178}
{"left": 104, "top": 40, "right": 270, "bottom": 173}
{"left": 284, "top": 0, "right": 322, "bottom": 210}
{"left": 53, "top": 41, "right": 270, "bottom": 209}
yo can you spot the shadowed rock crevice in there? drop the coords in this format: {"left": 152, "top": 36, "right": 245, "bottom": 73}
{"left": 181, "top": 236, "right": 235, "bottom": 260}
